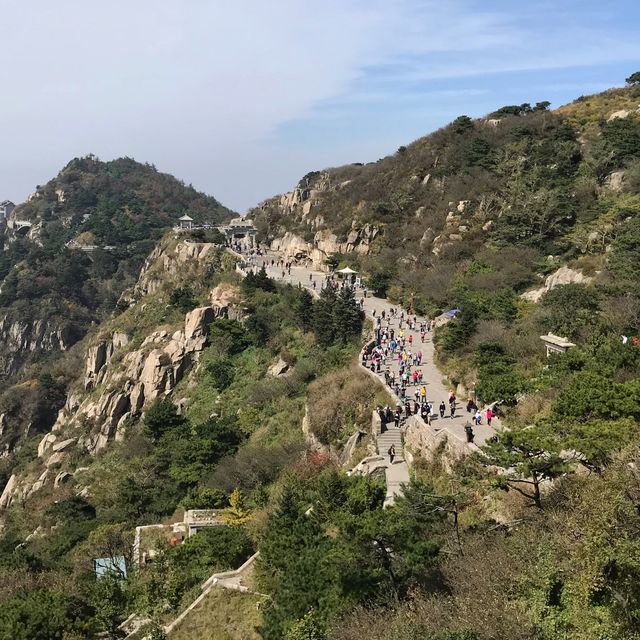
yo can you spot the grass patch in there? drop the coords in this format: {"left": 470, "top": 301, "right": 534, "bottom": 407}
{"left": 168, "top": 588, "right": 262, "bottom": 640}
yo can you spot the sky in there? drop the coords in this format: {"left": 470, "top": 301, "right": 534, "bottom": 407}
{"left": 1, "top": 1, "right": 640, "bottom": 213}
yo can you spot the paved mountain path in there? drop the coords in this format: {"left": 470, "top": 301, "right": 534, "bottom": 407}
{"left": 242, "top": 252, "right": 498, "bottom": 502}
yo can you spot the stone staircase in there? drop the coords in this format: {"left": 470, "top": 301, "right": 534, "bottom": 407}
{"left": 377, "top": 426, "right": 404, "bottom": 461}
{"left": 376, "top": 426, "right": 408, "bottom": 506}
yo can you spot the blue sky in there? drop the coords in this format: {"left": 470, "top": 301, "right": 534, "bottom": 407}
{"left": 1, "top": 0, "right": 639, "bottom": 212}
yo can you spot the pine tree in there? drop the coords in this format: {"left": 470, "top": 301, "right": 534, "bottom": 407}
{"left": 480, "top": 426, "right": 567, "bottom": 508}
{"left": 313, "top": 287, "right": 337, "bottom": 347}
{"left": 332, "top": 287, "right": 363, "bottom": 344}
{"left": 257, "top": 486, "right": 333, "bottom": 640}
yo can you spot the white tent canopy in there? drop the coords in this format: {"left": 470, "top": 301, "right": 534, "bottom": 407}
{"left": 337, "top": 267, "right": 357, "bottom": 274}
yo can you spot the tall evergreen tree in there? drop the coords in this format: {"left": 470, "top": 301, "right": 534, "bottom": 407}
{"left": 313, "top": 287, "right": 337, "bottom": 347}
{"left": 258, "top": 487, "right": 333, "bottom": 640}
{"left": 332, "top": 287, "right": 364, "bottom": 345}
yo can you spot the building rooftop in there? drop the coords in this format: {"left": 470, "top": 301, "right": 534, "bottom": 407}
{"left": 540, "top": 333, "right": 576, "bottom": 348}
{"left": 226, "top": 217, "right": 255, "bottom": 227}
{"left": 179, "top": 214, "right": 193, "bottom": 221}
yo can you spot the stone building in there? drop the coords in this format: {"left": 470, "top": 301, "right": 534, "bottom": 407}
{"left": 540, "top": 333, "right": 576, "bottom": 357}
{"left": 178, "top": 214, "right": 193, "bottom": 230}
{"left": 0, "top": 200, "right": 15, "bottom": 220}
{"left": 218, "top": 217, "right": 257, "bottom": 251}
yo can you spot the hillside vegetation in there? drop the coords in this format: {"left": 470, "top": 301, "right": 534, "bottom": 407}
{"left": 1, "top": 80, "right": 640, "bottom": 640}
{"left": 0, "top": 155, "right": 232, "bottom": 382}
{"left": 246, "top": 80, "right": 640, "bottom": 640}
{"left": 0, "top": 157, "right": 233, "bottom": 459}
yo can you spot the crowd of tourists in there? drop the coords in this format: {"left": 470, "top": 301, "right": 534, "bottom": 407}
{"left": 240, "top": 248, "right": 496, "bottom": 459}
{"left": 362, "top": 307, "right": 496, "bottom": 454}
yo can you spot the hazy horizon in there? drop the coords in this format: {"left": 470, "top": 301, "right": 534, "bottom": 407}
{"left": 2, "top": 0, "right": 640, "bottom": 213}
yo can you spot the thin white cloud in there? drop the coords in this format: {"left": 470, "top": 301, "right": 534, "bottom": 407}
{"left": 0, "top": 0, "right": 638, "bottom": 211}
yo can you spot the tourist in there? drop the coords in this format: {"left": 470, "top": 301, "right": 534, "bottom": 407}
{"left": 486, "top": 407, "right": 493, "bottom": 426}
{"left": 385, "top": 406, "right": 393, "bottom": 424}
{"left": 388, "top": 444, "right": 396, "bottom": 464}
{"left": 439, "top": 401, "right": 446, "bottom": 418}
{"left": 474, "top": 410, "right": 482, "bottom": 425}
{"left": 377, "top": 406, "right": 386, "bottom": 427}
{"left": 464, "top": 423, "right": 475, "bottom": 443}
{"left": 450, "top": 400, "right": 456, "bottom": 419}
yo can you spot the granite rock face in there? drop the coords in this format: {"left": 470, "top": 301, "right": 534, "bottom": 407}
{"left": 521, "top": 266, "right": 593, "bottom": 303}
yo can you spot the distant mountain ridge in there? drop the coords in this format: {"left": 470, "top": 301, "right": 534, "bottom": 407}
{"left": 0, "top": 155, "right": 234, "bottom": 381}
{"left": 252, "top": 84, "right": 640, "bottom": 315}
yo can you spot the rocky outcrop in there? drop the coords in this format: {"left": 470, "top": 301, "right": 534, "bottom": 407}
{"left": 69, "top": 304, "right": 217, "bottom": 454}
{"left": 128, "top": 240, "right": 219, "bottom": 301}
{"left": 268, "top": 358, "right": 290, "bottom": 377}
{"left": 603, "top": 171, "right": 625, "bottom": 192}
{"left": 210, "top": 283, "right": 244, "bottom": 321}
{"left": 0, "top": 315, "right": 83, "bottom": 378}
{"left": 84, "top": 331, "right": 129, "bottom": 390}
{"left": 270, "top": 224, "right": 379, "bottom": 269}
{"left": 185, "top": 307, "right": 215, "bottom": 344}
{"left": 521, "top": 266, "right": 593, "bottom": 302}
{"left": 0, "top": 474, "right": 17, "bottom": 508}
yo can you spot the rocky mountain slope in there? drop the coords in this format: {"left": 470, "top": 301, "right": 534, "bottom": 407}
{"left": 1, "top": 80, "right": 640, "bottom": 640}
{"left": 0, "top": 235, "right": 240, "bottom": 506}
{"left": 252, "top": 86, "right": 640, "bottom": 312}
{"left": 0, "top": 156, "right": 233, "bottom": 382}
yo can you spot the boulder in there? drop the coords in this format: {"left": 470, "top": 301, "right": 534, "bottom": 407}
{"left": 29, "top": 470, "right": 50, "bottom": 495}
{"left": 268, "top": 358, "right": 290, "bottom": 377}
{"left": 141, "top": 349, "right": 174, "bottom": 403}
{"left": 38, "top": 433, "right": 57, "bottom": 458}
{"left": 420, "top": 228, "right": 435, "bottom": 248}
{"left": 210, "top": 283, "right": 243, "bottom": 320}
{"left": 112, "top": 332, "right": 129, "bottom": 349}
{"left": 52, "top": 437, "right": 76, "bottom": 453}
{"left": 521, "top": 265, "right": 593, "bottom": 302}
{"left": 0, "top": 474, "right": 18, "bottom": 508}
{"left": 129, "top": 382, "right": 145, "bottom": 415}
{"left": 54, "top": 471, "right": 72, "bottom": 488}
{"left": 85, "top": 341, "right": 109, "bottom": 389}
{"left": 45, "top": 451, "right": 67, "bottom": 468}
{"left": 184, "top": 307, "right": 214, "bottom": 342}
{"left": 604, "top": 171, "right": 625, "bottom": 192}
{"left": 607, "top": 109, "right": 630, "bottom": 121}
